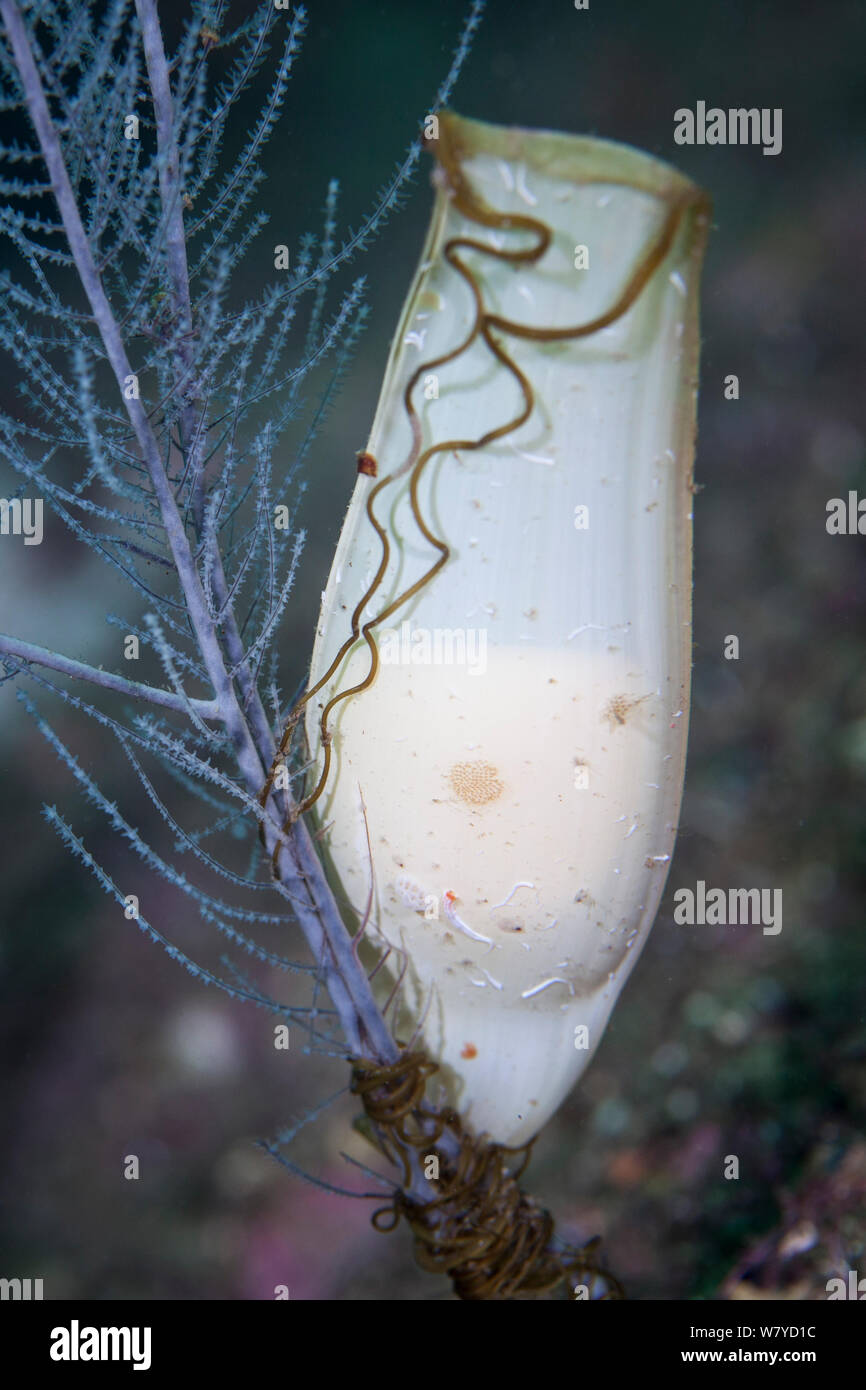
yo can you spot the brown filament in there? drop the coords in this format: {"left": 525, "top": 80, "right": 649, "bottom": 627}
{"left": 351, "top": 1050, "right": 625, "bottom": 1301}
{"left": 260, "top": 121, "right": 705, "bottom": 1298}
{"left": 261, "top": 114, "right": 710, "bottom": 867}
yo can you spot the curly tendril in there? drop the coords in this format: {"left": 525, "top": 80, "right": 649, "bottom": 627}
{"left": 260, "top": 114, "right": 711, "bottom": 868}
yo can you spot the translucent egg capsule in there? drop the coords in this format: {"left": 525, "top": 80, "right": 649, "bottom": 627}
{"left": 300, "top": 111, "right": 710, "bottom": 1146}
